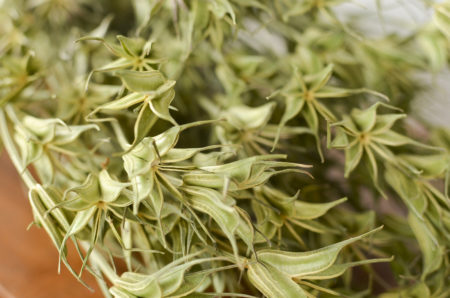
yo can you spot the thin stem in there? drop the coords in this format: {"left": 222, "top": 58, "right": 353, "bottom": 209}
{"left": 0, "top": 107, "right": 36, "bottom": 189}
{"left": 80, "top": 242, "right": 119, "bottom": 283}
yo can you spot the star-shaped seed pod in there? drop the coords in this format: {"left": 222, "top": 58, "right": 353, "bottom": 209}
{"left": 88, "top": 69, "right": 177, "bottom": 151}
{"left": 226, "top": 53, "right": 276, "bottom": 89}
{"left": 0, "top": 52, "right": 41, "bottom": 107}
{"left": 57, "top": 169, "right": 132, "bottom": 275}
{"left": 55, "top": 80, "right": 121, "bottom": 124}
{"left": 330, "top": 102, "right": 440, "bottom": 194}
{"left": 8, "top": 107, "right": 98, "bottom": 184}
{"left": 188, "top": 0, "right": 268, "bottom": 49}
{"left": 252, "top": 185, "right": 346, "bottom": 247}
{"left": 79, "top": 35, "right": 163, "bottom": 74}
{"left": 27, "top": 0, "right": 88, "bottom": 26}
{"left": 209, "top": 102, "right": 313, "bottom": 157}
{"left": 178, "top": 0, "right": 272, "bottom": 50}
{"left": 0, "top": 10, "right": 29, "bottom": 53}
{"left": 271, "top": 64, "right": 386, "bottom": 160}
{"left": 216, "top": 102, "right": 275, "bottom": 154}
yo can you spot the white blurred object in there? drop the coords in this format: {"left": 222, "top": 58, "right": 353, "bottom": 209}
{"left": 412, "top": 70, "right": 450, "bottom": 128}
{"left": 334, "top": 0, "right": 434, "bottom": 37}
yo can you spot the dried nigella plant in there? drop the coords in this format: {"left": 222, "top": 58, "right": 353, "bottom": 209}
{"left": 0, "top": 0, "right": 449, "bottom": 297}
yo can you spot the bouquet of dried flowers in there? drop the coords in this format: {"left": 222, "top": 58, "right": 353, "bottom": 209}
{"left": 1, "top": 0, "right": 449, "bottom": 297}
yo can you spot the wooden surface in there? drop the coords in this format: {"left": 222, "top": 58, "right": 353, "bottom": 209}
{"left": 0, "top": 154, "right": 102, "bottom": 298}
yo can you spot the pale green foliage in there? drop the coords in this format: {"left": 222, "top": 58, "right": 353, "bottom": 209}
{"left": 0, "top": 0, "right": 449, "bottom": 298}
